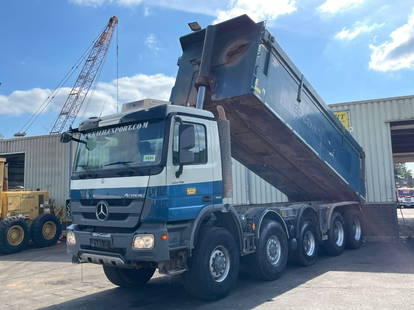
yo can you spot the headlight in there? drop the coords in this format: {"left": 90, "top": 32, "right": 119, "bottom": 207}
{"left": 67, "top": 231, "right": 76, "bottom": 245}
{"left": 132, "top": 234, "right": 154, "bottom": 250}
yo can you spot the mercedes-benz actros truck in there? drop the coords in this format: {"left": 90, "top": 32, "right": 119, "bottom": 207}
{"left": 63, "top": 15, "right": 366, "bottom": 300}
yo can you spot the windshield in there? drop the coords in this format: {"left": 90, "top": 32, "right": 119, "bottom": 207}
{"left": 74, "top": 121, "right": 165, "bottom": 172}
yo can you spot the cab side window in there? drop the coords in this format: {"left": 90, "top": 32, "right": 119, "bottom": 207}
{"left": 173, "top": 122, "right": 207, "bottom": 165}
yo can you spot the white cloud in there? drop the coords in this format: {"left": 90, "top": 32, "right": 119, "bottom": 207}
{"left": 145, "top": 33, "right": 161, "bottom": 52}
{"left": 0, "top": 88, "right": 52, "bottom": 115}
{"left": 143, "top": 6, "right": 151, "bottom": 16}
{"left": 0, "top": 74, "right": 175, "bottom": 117}
{"left": 318, "top": 0, "right": 365, "bottom": 15}
{"left": 214, "top": 0, "right": 297, "bottom": 23}
{"left": 335, "top": 21, "right": 384, "bottom": 41}
{"left": 369, "top": 8, "right": 414, "bottom": 72}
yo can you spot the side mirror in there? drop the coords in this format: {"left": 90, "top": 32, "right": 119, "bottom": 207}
{"left": 60, "top": 132, "right": 73, "bottom": 143}
{"left": 179, "top": 124, "right": 195, "bottom": 165}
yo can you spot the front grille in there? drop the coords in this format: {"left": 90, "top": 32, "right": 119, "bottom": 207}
{"left": 81, "top": 212, "right": 129, "bottom": 221}
{"left": 71, "top": 199, "right": 144, "bottom": 228}
{"left": 79, "top": 199, "right": 134, "bottom": 206}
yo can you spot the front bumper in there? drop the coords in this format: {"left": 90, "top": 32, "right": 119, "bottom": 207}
{"left": 67, "top": 223, "right": 170, "bottom": 266}
{"left": 399, "top": 201, "right": 414, "bottom": 207}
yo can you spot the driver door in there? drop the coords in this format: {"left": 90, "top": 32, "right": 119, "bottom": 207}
{"left": 166, "top": 116, "right": 215, "bottom": 221}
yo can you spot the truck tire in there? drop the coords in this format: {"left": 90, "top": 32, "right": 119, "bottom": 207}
{"left": 103, "top": 266, "right": 155, "bottom": 287}
{"left": 246, "top": 221, "right": 288, "bottom": 281}
{"left": 292, "top": 220, "right": 319, "bottom": 266}
{"left": 344, "top": 209, "right": 363, "bottom": 249}
{"left": 0, "top": 217, "right": 29, "bottom": 254}
{"left": 31, "top": 214, "right": 62, "bottom": 248}
{"left": 184, "top": 226, "right": 239, "bottom": 301}
{"left": 323, "top": 212, "right": 346, "bottom": 256}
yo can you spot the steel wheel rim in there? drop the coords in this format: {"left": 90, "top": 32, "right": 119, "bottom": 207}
{"left": 7, "top": 225, "right": 24, "bottom": 246}
{"left": 42, "top": 221, "right": 57, "bottom": 240}
{"left": 334, "top": 220, "right": 344, "bottom": 247}
{"left": 266, "top": 235, "right": 282, "bottom": 266}
{"left": 303, "top": 230, "right": 316, "bottom": 256}
{"left": 353, "top": 218, "right": 361, "bottom": 241}
{"left": 209, "top": 245, "right": 231, "bottom": 283}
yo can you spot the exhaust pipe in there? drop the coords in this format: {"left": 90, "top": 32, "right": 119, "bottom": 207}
{"left": 217, "top": 106, "right": 233, "bottom": 198}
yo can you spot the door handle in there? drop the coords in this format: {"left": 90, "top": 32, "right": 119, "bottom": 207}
{"left": 202, "top": 196, "right": 212, "bottom": 203}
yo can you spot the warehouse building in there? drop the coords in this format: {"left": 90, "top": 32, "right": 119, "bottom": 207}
{"left": 0, "top": 94, "right": 413, "bottom": 208}
{"left": 0, "top": 135, "right": 73, "bottom": 208}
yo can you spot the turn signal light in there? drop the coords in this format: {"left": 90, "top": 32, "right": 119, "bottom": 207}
{"left": 161, "top": 234, "right": 169, "bottom": 241}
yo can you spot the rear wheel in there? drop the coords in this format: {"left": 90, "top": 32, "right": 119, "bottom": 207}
{"left": 323, "top": 212, "right": 345, "bottom": 256}
{"left": 292, "top": 220, "right": 319, "bottom": 266}
{"left": 103, "top": 266, "right": 155, "bottom": 287}
{"left": 31, "top": 213, "right": 62, "bottom": 248}
{"left": 0, "top": 217, "right": 29, "bottom": 254}
{"left": 246, "top": 221, "right": 288, "bottom": 281}
{"left": 184, "top": 226, "right": 239, "bottom": 300}
{"left": 344, "top": 209, "right": 363, "bottom": 249}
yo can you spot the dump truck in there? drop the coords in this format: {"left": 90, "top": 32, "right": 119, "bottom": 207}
{"left": 62, "top": 15, "right": 366, "bottom": 300}
{"left": 0, "top": 158, "right": 62, "bottom": 254}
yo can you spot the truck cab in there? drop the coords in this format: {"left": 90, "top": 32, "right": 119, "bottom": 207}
{"left": 67, "top": 101, "right": 225, "bottom": 263}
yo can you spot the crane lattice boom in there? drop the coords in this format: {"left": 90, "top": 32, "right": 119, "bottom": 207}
{"left": 50, "top": 16, "right": 118, "bottom": 134}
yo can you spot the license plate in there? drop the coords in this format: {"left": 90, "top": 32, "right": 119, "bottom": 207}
{"left": 405, "top": 198, "right": 411, "bottom": 202}
{"left": 90, "top": 238, "right": 111, "bottom": 249}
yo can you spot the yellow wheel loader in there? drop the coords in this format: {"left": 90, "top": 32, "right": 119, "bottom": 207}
{"left": 0, "top": 158, "right": 62, "bottom": 254}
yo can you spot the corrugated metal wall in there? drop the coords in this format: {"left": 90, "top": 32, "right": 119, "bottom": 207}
{"left": 0, "top": 135, "right": 72, "bottom": 208}
{"left": 225, "top": 159, "right": 287, "bottom": 205}
{"left": 331, "top": 95, "right": 414, "bottom": 202}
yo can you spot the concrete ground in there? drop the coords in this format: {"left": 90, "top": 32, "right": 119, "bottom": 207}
{"left": 1, "top": 239, "right": 414, "bottom": 310}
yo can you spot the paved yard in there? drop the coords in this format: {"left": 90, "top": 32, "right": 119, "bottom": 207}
{"left": 1, "top": 239, "right": 414, "bottom": 310}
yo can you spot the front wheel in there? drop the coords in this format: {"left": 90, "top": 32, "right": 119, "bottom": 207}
{"left": 246, "top": 221, "right": 288, "bottom": 281}
{"left": 103, "top": 266, "right": 155, "bottom": 288}
{"left": 184, "top": 227, "right": 239, "bottom": 301}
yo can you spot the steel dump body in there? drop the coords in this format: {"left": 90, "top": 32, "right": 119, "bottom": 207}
{"left": 170, "top": 15, "right": 366, "bottom": 202}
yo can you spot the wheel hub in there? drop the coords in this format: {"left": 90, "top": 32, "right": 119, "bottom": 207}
{"left": 266, "top": 236, "right": 281, "bottom": 265}
{"left": 209, "top": 246, "right": 230, "bottom": 283}
{"left": 334, "top": 221, "right": 344, "bottom": 247}
{"left": 353, "top": 218, "right": 361, "bottom": 241}
{"left": 7, "top": 225, "right": 24, "bottom": 246}
{"left": 42, "top": 221, "right": 57, "bottom": 240}
{"left": 303, "top": 230, "right": 316, "bottom": 256}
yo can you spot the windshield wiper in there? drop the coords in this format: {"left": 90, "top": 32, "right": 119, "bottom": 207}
{"left": 104, "top": 161, "right": 133, "bottom": 167}
{"left": 78, "top": 172, "right": 98, "bottom": 179}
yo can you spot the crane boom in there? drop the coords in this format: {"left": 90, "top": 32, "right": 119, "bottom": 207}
{"left": 50, "top": 16, "right": 118, "bottom": 134}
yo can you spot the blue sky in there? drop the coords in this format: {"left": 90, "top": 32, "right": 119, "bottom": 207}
{"left": 1, "top": 0, "right": 414, "bottom": 140}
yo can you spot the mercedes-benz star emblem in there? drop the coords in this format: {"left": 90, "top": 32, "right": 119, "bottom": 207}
{"left": 95, "top": 201, "right": 109, "bottom": 221}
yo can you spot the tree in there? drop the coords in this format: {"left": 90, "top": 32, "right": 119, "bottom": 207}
{"left": 395, "top": 163, "right": 414, "bottom": 187}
